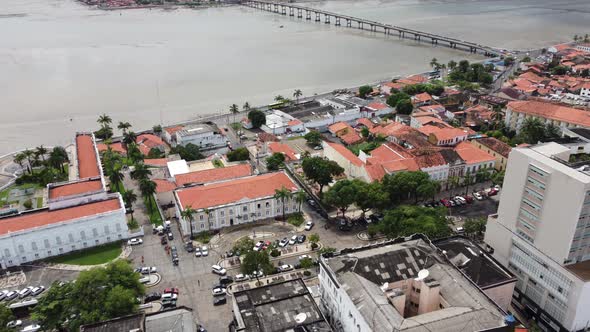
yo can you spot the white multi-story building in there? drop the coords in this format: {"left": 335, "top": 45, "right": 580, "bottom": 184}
{"left": 485, "top": 142, "right": 590, "bottom": 331}
{"left": 318, "top": 236, "right": 512, "bottom": 332}
{"left": 580, "top": 83, "right": 590, "bottom": 98}
{"left": 504, "top": 100, "right": 590, "bottom": 134}
{"left": 173, "top": 172, "right": 299, "bottom": 235}
{"left": 175, "top": 124, "right": 226, "bottom": 149}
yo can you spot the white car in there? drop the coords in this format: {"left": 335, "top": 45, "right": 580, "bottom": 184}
{"left": 454, "top": 196, "right": 467, "bottom": 204}
{"left": 212, "top": 287, "right": 227, "bottom": 296}
{"left": 494, "top": 184, "right": 501, "bottom": 190}
{"left": 212, "top": 265, "right": 227, "bottom": 276}
{"left": 4, "top": 291, "right": 17, "bottom": 301}
{"left": 235, "top": 274, "right": 250, "bottom": 282}
{"left": 304, "top": 221, "right": 314, "bottom": 231}
{"left": 6, "top": 320, "right": 22, "bottom": 328}
{"left": 278, "top": 238, "right": 289, "bottom": 247}
{"left": 31, "top": 286, "right": 45, "bottom": 297}
{"left": 201, "top": 246, "right": 209, "bottom": 256}
{"left": 288, "top": 235, "right": 298, "bottom": 245}
{"left": 278, "top": 264, "right": 293, "bottom": 272}
{"left": 18, "top": 287, "right": 33, "bottom": 298}
{"left": 161, "top": 293, "right": 178, "bottom": 300}
{"left": 195, "top": 247, "right": 202, "bottom": 257}
{"left": 473, "top": 192, "right": 483, "bottom": 200}
{"left": 21, "top": 324, "right": 41, "bottom": 332}
{"left": 298, "top": 255, "right": 312, "bottom": 262}
{"left": 251, "top": 270, "right": 264, "bottom": 278}
{"left": 456, "top": 227, "right": 465, "bottom": 234}
{"left": 127, "top": 238, "right": 143, "bottom": 246}
{"left": 139, "top": 276, "right": 150, "bottom": 284}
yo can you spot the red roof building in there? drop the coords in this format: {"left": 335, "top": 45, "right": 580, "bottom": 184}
{"left": 76, "top": 134, "right": 101, "bottom": 179}
{"left": 268, "top": 142, "right": 298, "bottom": 161}
{"left": 506, "top": 100, "right": 590, "bottom": 130}
{"left": 48, "top": 179, "right": 103, "bottom": 200}
{"left": 175, "top": 164, "right": 252, "bottom": 187}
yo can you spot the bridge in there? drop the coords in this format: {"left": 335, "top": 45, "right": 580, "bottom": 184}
{"left": 241, "top": 0, "right": 501, "bottom": 57}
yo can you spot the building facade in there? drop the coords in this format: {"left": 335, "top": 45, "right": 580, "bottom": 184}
{"left": 175, "top": 124, "right": 226, "bottom": 149}
{"left": 484, "top": 142, "right": 590, "bottom": 331}
{"left": 504, "top": 100, "right": 590, "bottom": 133}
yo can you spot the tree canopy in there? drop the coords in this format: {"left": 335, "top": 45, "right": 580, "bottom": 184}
{"left": 304, "top": 130, "right": 322, "bottom": 146}
{"left": 241, "top": 250, "right": 274, "bottom": 277}
{"left": 323, "top": 179, "right": 357, "bottom": 217}
{"left": 247, "top": 109, "right": 266, "bottom": 129}
{"left": 301, "top": 157, "right": 344, "bottom": 195}
{"left": 353, "top": 180, "right": 389, "bottom": 216}
{"left": 266, "top": 152, "right": 286, "bottom": 171}
{"left": 376, "top": 205, "right": 451, "bottom": 239}
{"left": 395, "top": 99, "right": 414, "bottom": 115}
{"left": 381, "top": 171, "right": 432, "bottom": 204}
{"left": 358, "top": 85, "right": 373, "bottom": 98}
{"left": 170, "top": 143, "right": 204, "bottom": 161}
{"left": 227, "top": 147, "right": 250, "bottom": 162}
{"left": 0, "top": 304, "right": 14, "bottom": 332}
{"left": 32, "top": 260, "right": 144, "bottom": 331}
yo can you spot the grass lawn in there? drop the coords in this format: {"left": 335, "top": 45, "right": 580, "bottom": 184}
{"left": 0, "top": 183, "right": 41, "bottom": 204}
{"left": 36, "top": 197, "right": 43, "bottom": 208}
{"left": 49, "top": 242, "right": 122, "bottom": 266}
{"left": 144, "top": 196, "right": 163, "bottom": 226}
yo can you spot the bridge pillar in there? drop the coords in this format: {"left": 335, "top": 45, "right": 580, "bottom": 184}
{"left": 267, "top": 3, "right": 271, "bottom": 11}
{"left": 384, "top": 28, "right": 388, "bottom": 35}
{"left": 297, "top": 8, "right": 302, "bottom": 18}
{"left": 281, "top": 5, "right": 286, "bottom": 15}
{"left": 324, "top": 14, "right": 330, "bottom": 24}
{"left": 414, "top": 34, "right": 420, "bottom": 41}
{"left": 399, "top": 31, "right": 404, "bottom": 37}
{"left": 273, "top": 4, "right": 278, "bottom": 13}
{"left": 358, "top": 21, "right": 363, "bottom": 29}
{"left": 289, "top": 7, "right": 294, "bottom": 16}
{"left": 306, "top": 10, "right": 311, "bottom": 20}
{"left": 335, "top": 17, "right": 340, "bottom": 26}
{"left": 315, "top": 12, "right": 320, "bottom": 22}
{"left": 346, "top": 19, "right": 351, "bottom": 27}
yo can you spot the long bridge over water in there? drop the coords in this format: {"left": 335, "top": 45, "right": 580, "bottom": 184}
{"left": 241, "top": 0, "right": 502, "bottom": 57}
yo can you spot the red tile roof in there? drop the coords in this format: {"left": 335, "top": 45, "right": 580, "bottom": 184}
{"left": 49, "top": 179, "right": 103, "bottom": 199}
{"left": 325, "top": 142, "right": 363, "bottom": 166}
{"left": 0, "top": 198, "right": 121, "bottom": 235}
{"left": 508, "top": 100, "right": 590, "bottom": 127}
{"left": 370, "top": 121, "right": 407, "bottom": 137}
{"left": 165, "top": 125, "right": 184, "bottom": 135}
{"left": 356, "top": 118, "right": 376, "bottom": 129}
{"left": 340, "top": 130, "right": 362, "bottom": 145}
{"left": 154, "top": 179, "right": 178, "bottom": 194}
{"left": 97, "top": 142, "right": 126, "bottom": 154}
{"left": 137, "top": 134, "right": 164, "bottom": 148}
{"left": 268, "top": 142, "right": 298, "bottom": 161}
{"left": 367, "top": 102, "right": 388, "bottom": 110}
{"left": 412, "top": 92, "right": 433, "bottom": 104}
{"left": 417, "top": 125, "right": 468, "bottom": 142}
{"left": 288, "top": 119, "right": 302, "bottom": 126}
{"left": 176, "top": 172, "right": 297, "bottom": 210}
{"left": 328, "top": 122, "right": 350, "bottom": 134}
{"left": 76, "top": 134, "right": 101, "bottom": 179}
{"left": 454, "top": 141, "right": 495, "bottom": 165}
{"left": 414, "top": 116, "right": 446, "bottom": 126}
{"left": 144, "top": 158, "right": 169, "bottom": 167}
{"left": 475, "top": 137, "right": 512, "bottom": 158}
{"left": 175, "top": 164, "right": 252, "bottom": 187}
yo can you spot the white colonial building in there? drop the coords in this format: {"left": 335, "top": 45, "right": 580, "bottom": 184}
{"left": 175, "top": 124, "right": 226, "bottom": 149}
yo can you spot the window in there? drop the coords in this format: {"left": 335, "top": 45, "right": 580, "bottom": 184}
{"left": 44, "top": 239, "right": 50, "bottom": 249}
{"left": 266, "top": 211, "right": 270, "bottom": 216}
{"left": 244, "top": 215, "right": 248, "bottom": 221}
{"left": 243, "top": 206, "right": 248, "bottom": 212}
{"left": 200, "top": 223, "right": 205, "bottom": 229}
{"left": 95, "top": 239, "right": 99, "bottom": 244}
{"left": 266, "top": 202, "right": 270, "bottom": 208}
{"left": 56, "top": 236, "right": 62, "bottom": 245}
{"left": 229, "top": 209, "right": 234, "bottom": 215}
{"left": 257, "top": 203, "right": 261, "bottom": 209}
{"left": 104, "top": 225, "right": 110, "bottom": 234}
{"left": 59, "top": 248, "right": 63, "bottom": 253}
{"left": 68, "top": 233, "right": 74, "bottom": 243}
{"left": 47, "top": 250, "right": 52, "bottom": 255}
{"left": 220, "top": 211, "right": 224, "bottom": 216}
{"left": 92, "top": 228, "right": 98, "bottom": 237}
{"left": 80, "top": 231, "right": 86, "bottom": 239}
{"left": 277, "top": 208, "right": 281, "bottom": 213}
{"left": 199, "top": 215, "right": 204, "bottom": 221}
{"left": 3, "top": 249, "right": 10, "bottom": 257}
{"left": 31, "top": 242, "right": 37, "bottom": 251}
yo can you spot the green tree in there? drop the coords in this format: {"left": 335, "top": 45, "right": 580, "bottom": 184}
{"left": 147, "top": 147, "right": 164, "bottom": 159}
{"left": 0, "top": 303, "right": 14, "bottom": 332}
{"left": 323, "top": 180, "right": 356, "bottom": 218}
{"left": 294, "top": 189, "right": 307, "bottom": 212}
{"left": 139, "top": 178, "right": 157, "bottom": 213}
{"left": 152, "top": 125, "right": 163, "bottom": 135}
{"left": 447, "top": 60, "right": 457, "bottom": 71}
{"left": 247, "top": 109, "right": 266, "bottom": 129}
{"left": 274, "top": 186, "right": 292, "bottom": 222}
{"left": 522, "top": 56, "right": 531, "bottom": 63}
{"left": 13, "top": 152, "right": 26, "bottom": 174}
{"left": 130, "top": 163, "right": 152, "bottom": 181}
{"left": 386, "top": 91, "right": 410, "bottom": 108}
{"left": 299, "top": 257, "right": 314, "bottom": 270}
{"left": 382, "top": 171, "right": 431, "bottom": 204}
{"left": 308, "top": 233, "right": 320, "bottom": 249}
{"left": 302, "top": 157, "right": 344, "bottom": 196}
{"left": 229, "top": 104, "right": 239, "bottom": 124}
{"left": 227, "top": 147, "right": 250, "bottom": 162}
{"left": 304, "top": 130, "right": 322, "bottom": 146}
{"left": 266, "top": 152, "right": 286, "bottom": 171}
{"left": 504, "top": 56, "right": 515, "bottom": 66}
{"left": 108, "top": 164, "right": 124, "bottom": 193}
{"left": 520, "top": 117, "right": 547, "bottom": 143}
{"left": 463, "top": 217, "right": 487, "bottom": 237}
{"left": 317, "top": 246, "right": 336, "bottom": 258}
{"left": 430, "top": 57, "right": 440, "bottom": 69}
{"left": 274, "top": 95, "right": 285, "bottom": 102}
{"left": 181, "top": 205, "right": 197, "bottom": 240}
{"left": 358, "top": 85, "right": 372, "bottom": 98}
{"left": 361, "top": 127, "right": 370, "bottom": 138}
{"left": 243, "top": 101, "right": 251, "bottom": 111}
{"left": 551, "top": 65, "right": 569, "bottom": 75}
{"left": 293, "top": 89, "right": 303, "bottom": 103}
{"left": 491, "top": 171, "right": 505, "bottom": 186}
{"left": 417, "top": 180, "right": 440, "bottom": 202}
{"left": 233, "top": 237, "right": 255, "bottom": 254}
{"left": 241, "top": 250, "right": 274, "bottom": 281}
{"left": 117, "top": 121, "right": 132, "bottom": 134}
{"left": 35, "top": 145, "right": 48, "bottom": 164}
{"left": 170, "top": 143, "right": 203, "bottom": 161}
{"left": 396, "top": 99, "right": 414, "bottom": 115}
{"left": 377, "top": 205, "right": 451, "bottom": 239}
{"left": 97, "top": 113, "right": 112, "bottom": 129}
{"left": 48, "top": 146, "right": 69, "bottom": 173}
{"left": 475, "top": 167, "right": 492, "bottom": 183}
{"left": 354, "top": 180, "right": 389, "bottom": 218}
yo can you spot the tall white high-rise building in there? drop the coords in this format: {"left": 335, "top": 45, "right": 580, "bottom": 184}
{"left": 485, "top": 139, "right": 590, "bottom": 332}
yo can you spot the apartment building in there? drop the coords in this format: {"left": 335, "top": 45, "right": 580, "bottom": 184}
{"left": 484, "top": 142, "right": 590, "bottom": 331}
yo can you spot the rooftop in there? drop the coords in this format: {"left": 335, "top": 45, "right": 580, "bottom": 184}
{"left": 418, "top": 125, "right": 467, "bottom": 142}
{"left": 164, "top": 125, "right": 184, "bottom": 136}
{"left": 508, "top": 100, "right": 590, "bottom": 128}
{"left": 145, "top": 307, "right": 196, "bottom": 332}
{"left": 323, "top": 141, "right": 363, "bottom": 166}
{"left": 475, "top": 137, "right": 512, "bottom": 158}
{"left": 175, "top": 164, "right": 252, "bottom": 187}
{"left": 321, "top": 236, "right": 508, "bottom": 331}
{"left": 268, "top": 142, "right": 298, "bottom": 161}
{"left": 48, "top": 179, "right": 103, "bottom": 200}
{"left": 0, "top": 198, "right": 121, "bottom": 236}
{"left": 76, "top": 134, "right": 101, "bottom": 179}
{"left": 176, "top": 172, "right": 298, "bottom": 210}
{"left": 177, "top": 124, "right": 218, "bottom": 136}
{"left": 153, "top": 178, "right": 178, "bottom": 194}
{"left": 80, "top": 313, "right": 143, "bottom": 332}
{"left": 454, "top": 141, "right": 496, "bottom": 165}
{"left": 232, "top": 279, "right": 331, "bottom": 332}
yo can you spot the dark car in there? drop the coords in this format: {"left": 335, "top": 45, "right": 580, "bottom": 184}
{"left": 307, "top": 199, "right": 317, "bottom": 208}
{"left": 296, "top": 235, "right": 306, "bottom": 243}
{"left": 219, "top": 276, "right": 234, "bottom": 285}
{"left": 369, "top": 213, "right": 384, "bottom": 223}
{"left": 167, "top": 232, "right": 174, "bottom": 240}
{"left": 162, "top": 299, "right": 177, "bottom": 308}
{"left": 144, "top": 292, "right": 161, "bottom": 303}
{"left": 161, "top": 237, "right": 168, "bottom": 245}
{"left": 338, "top": 219, "right": 352, "bottom": 231}
{"left": 185, "top": 241, "right": 195, "bottom": 253}
{"left": 213, "top": 296, "right": 227, "bottom": 306}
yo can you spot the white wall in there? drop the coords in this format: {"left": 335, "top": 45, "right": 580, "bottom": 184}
{"left": 176, "top": 131, "right": 225, "bottom": 149}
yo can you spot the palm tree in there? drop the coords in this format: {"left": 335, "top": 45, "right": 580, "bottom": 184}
{"left": 108, "top": 164, "right": 124, "bottom": 193}
{"left": 229, "top": 104, "right": 239, "bottom": 125}
{"left": 463, "top": 173, "right": 474, "bottom": 196}
{"left": 152, "top": 125, "right": 163, "bottom": 136}
{"left": 448, "top": 175, "right": 460, "bottom": 195}
{"left": 430, "top": 58, "right": 439, "bottom": 69}
{"left": 585, "top": 34, "right": 589, "bottom": 43}
{"left": 293, "top": 89, "right": 302, "bottom": 104}
{"left": 181, "top": 205, "right": 197, "bottom": 240}
{"left": 447, "top": 60, "right": 457, "bottom": 71}
{"left": 127, "top": 143, "right": 144, "bottom": 165}
{"left": 48, "top": 147, "right": 68, "bottom": 173}
{"left": 123, "top": 131, "right": 138, "bottom": 150}
{"left": 97, "top": 114, "right": 112, "bottom": 129}
{"left": 130, "top": 163, "right": 152, "bottom": 181}
{"left": 23, "top": 149, "right": 34, "bottom": 174}
{"left": 35, "top": 145, "right": 48, "bottom": 164}
{"left": 274, "top": 186, "right": 292, "bottom": 222}
{"left": 295, "top": 190, "right": 306, "bottom": 212}
{"left": 122, "top": 190, "right": 138, "bottom": 220}
{"left": 274, "top": 95, "right": 285, "bottom": 102}
{"left": 243, "top": 102, "right": 251, "bottom": 111}
{"left": 13, "top": 153, "right": 25, "bottom": 173}
{"left": 118, "top": 121, "right": 132, "bottom": 134}
{"left": 139, "top": 178, "right": 157, "bottom": 213}
{"left": 574, "top": 34, "right": 579, "bottom": 42}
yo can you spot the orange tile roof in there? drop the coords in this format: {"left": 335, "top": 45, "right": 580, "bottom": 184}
{"left": 412, "top": 92, "right": 433, "bottom": 103}
{"left": 49, "top": 179, "right": 103, "bottom": 199}
{"left": 137, "top": 134, "right": 164, "bottom": 148}
{"left": 175, "top": 164, "right": 252, "bottom": 187}
{"left": 176, "top": 172, "right": 297, "bottom": 210}
{"left": 369, "top": 143, "right": 413, "bottom": 163}
{"left": 414, "top": 151, "right": 446, "bottom": 168}
{"left": 382, "top": 82, "right": 406, "bottom": 91}
{"left": 0, "top": 198, "right": 121, "bottom": 235}
{"left": 76, "top": 134, "right": 101, "bottom": 179}
{"left": 325, "top": 141, "right": 363, "bottom": 166}
{"left": 415, "top": 116, "right": 446, "bottom": 126}
{"left": 399, "top": 75, "right": 428, "bottom": 85}
{"left": 518, "top": 72, "right": 545, "bottom": 84}
{"left": 356, "top": 118, "right": 375, "bottom": 129}
{"left": 144, "top": 158, "right": 168, "bottom": 167}
{"left": 328, "top": 122, "right": 350, "bottom": 134}
{"left": 508, "top": 100, "right": 590, "bottom": 127}
{"left": 288, "top": 119, "right": 302, "bottom": 126}
{"left": 154, "top": 178, "right": 178, "bottom": 193}
{"left": 454, "top": 141, "right": 495, "bottom": 165}
{"left": 418, "top": 104, "right": 446, "bottom": 113}
{"left": 417, "top": 125, "right": 468, "bottom": 141}
{"left": 367, "top": 102, "right": 388, "bottom": 110}
{"left": 370, "top": 121, "right": 406, "bottom": 137}
{"left": 268, "top": 142, "right": 298, "bottom": 161}
{"left": 97, "top": 142, "right": 126, "bottom": 154}
{"left": 475, "top": 137, "right": 512, "bottom": 158}
{"left": 165, "top": 125, "right": 184, "bottom": 135}
{"left": 340, "top": 130, "right": 362, "bottom": 145}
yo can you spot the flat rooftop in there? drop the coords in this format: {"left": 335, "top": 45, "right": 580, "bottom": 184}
{"left": 434, "top": 236, "right": 516, "bottom": 288}
{"left": 177, "top": 123, "right": 217, "bottom": 136}
{"left": 232, "top": 279, "right": 331, "bottom": 332}
{"left": 175, "top": 164, "right": 252, "bottom": 187}
{"left": 76, "top": 134, "right": 101, "bottom": 179}
{"left": 176, "top": 172, "right": 297, "bottom": 210}
{"left": 322, "top": 237, "right": 507, "bottom": 331}
{"left": 48, "top": 179, "right": 103, "bottom": 200}
{"left": 79, "top": 313, "right": 143, "bottom": 332}
{"left": 145, "top": 307, "right": 195, "bottom": 332}
{"left": 0, "top": 198, "right": 121, "bottom": 236}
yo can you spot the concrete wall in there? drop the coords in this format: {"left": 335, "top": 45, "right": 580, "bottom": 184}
{"left": 483, "top": 281, "right": 516, "bottom": 312}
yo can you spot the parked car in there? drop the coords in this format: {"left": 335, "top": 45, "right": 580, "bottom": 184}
{"left": 235, "top": 274, "right": 249, "bottom": 282}
{"left": 139, "top": 276, "right": 150, "bottom": 284}
{"left": 449, "top": 199, "right": 456, "bottom": 207}
{"left": 161, "top": 293, "right": 178, "bottom": 300}
{"left": 18, "top": 287, "right": 33, "bottom": 298}
{"left": 369, "top": 213, "right": 384, "bottom": 223}
{"left": 473, "top": 192, "right": 484, "bottom": 200}
{"left": 307, "top": 199, "right": 317, "bottom": 208}
{"left": 20, "top": 324, "right": 41, "bottom": 332}
{"left": 164, "top": 288, "right": 179, "bottom": 295}
{"left": 185, "top": 241, "right": 195, "bottom": 253}
{"left": 213, "top": 296, "right": 227, "bottom": 306}
{"left": 6, "top": 320, "right": 22, "bottom": 328}
{"left": 201, "top": 246, "right": 209, "bottom": 256}
{"left": 144, "top": 292, "right": 161, "bottom": 303}
{"left": 278, "top": 264, "right": 294, "bottom": 272}
{"left": 454, "top": 196, "right": 466, "bottom": 205}
{"left": 212, "top": 287, "right": 227, "bottom": 296}
{"left": 195, "top": 247, "right": 202, "bottom": 257}
{"left": 278, "top": 238, "right": 289, "bottom": 247}
{"left": 160, "top": 237, "right": 168, "bottom": 245}
{"left": 493, "top": 184, "right": 501, "bottom": 190}
{"left": 297, "top": 235, "right": 306, "bottom": 243}
{"left": 304, "top": 221, "right": 314, "bottom": 231}
{"left": 289, "top": 235, "right": 298, "bottom": 245}
{"left": 167, "top": 232, "right": 174, "bottom": 240}
{"left": 30, "top": 286, "right": 45, "bottom": 297}
{"left": 487, "top": 188, "right": 499, "bottom": 196}
{"left": 219, "top": 276, "right": 234, "bottom": 285}
{"left": 251, "top": 270, "right": 264, "bottom": 278}
{"left": 212, "top": 265, "right": 227, "bottom": 276}
{"left": 440, "top": 199, "right": 451, "bottom": 207}
{"left": 127, "top": 238, "right": 143, "bottom": 246}
{"left": 161, "top": 299, "right": 177, "bottom": 308}
{"left": 4, "top": 291, "right": 17, "bottom": 301}
{"left": 464, "top": 195, "right": 474, "bottom": 203}
{"left": 338, "top": 219, "right": 352, "bottom": 231}
{"left": 455, "top": 227, "right": 465, "bottom": 234}
{"left": 140, "top": 267, "right": 157, "bottom": 274}
{"left": 0, "top": 290, "right": 8, "bottom": 301}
